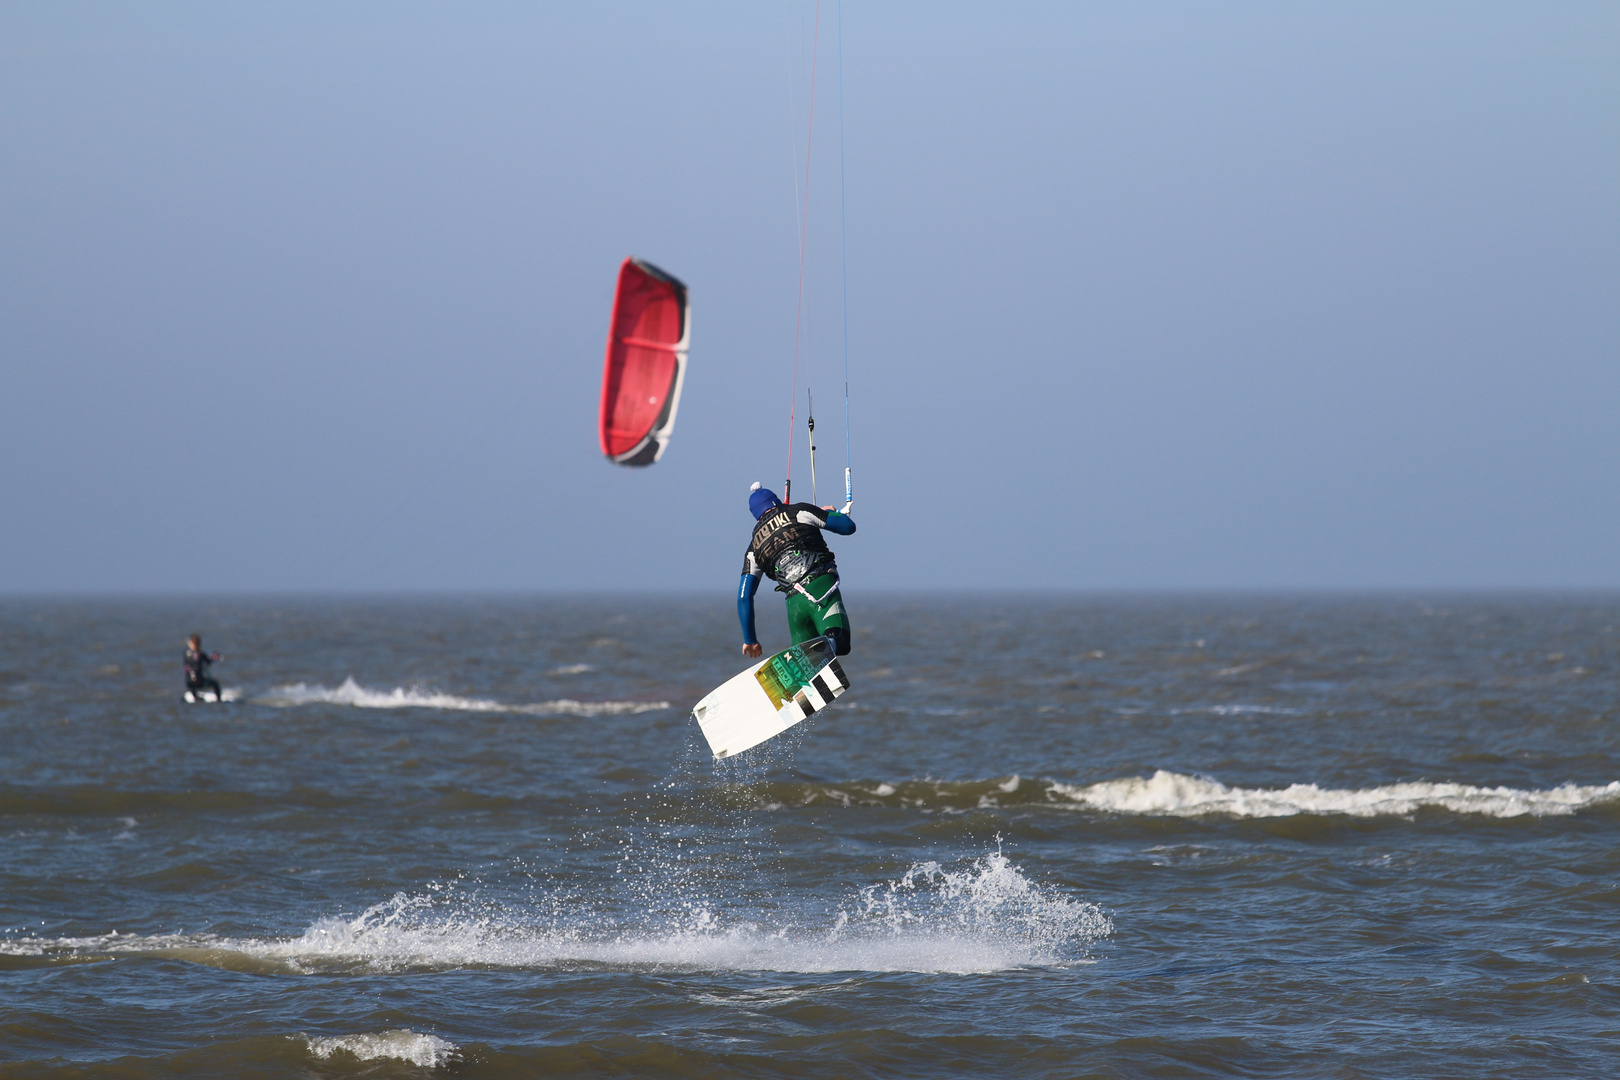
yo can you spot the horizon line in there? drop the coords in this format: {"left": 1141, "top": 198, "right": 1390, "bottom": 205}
{"left": 2, "top": 585, "right": 1617, "bottom": 601}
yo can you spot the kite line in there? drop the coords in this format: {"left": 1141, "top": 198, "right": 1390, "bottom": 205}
{"left": 836, "top": 0, "right": 851, "bottom": 511}
{"left": 784, "top": 0, "right": 821, "bottom": 507}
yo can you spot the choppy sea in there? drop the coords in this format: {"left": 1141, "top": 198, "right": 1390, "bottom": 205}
{"left": 1, "top": 594, "right": 1616, "bottom": 1078}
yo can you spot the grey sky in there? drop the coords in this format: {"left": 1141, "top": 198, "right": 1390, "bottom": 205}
{"left": 3, "top": 2, "right": 1615, "bottom": 592}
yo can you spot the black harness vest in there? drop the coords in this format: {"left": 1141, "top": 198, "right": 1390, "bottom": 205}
{"left": 745, "top": 502, "right": 838, "bottom": 587}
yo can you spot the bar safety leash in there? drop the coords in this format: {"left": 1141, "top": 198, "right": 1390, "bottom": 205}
{"left": 807, "top": 390, "right": 818, "bottom": 506}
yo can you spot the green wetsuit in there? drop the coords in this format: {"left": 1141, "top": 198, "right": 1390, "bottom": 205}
{"left": 784, "top": 572, "right": 850, "bottom": 648}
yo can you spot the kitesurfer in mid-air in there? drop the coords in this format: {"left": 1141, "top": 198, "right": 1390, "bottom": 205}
{"left": 184, "top": 634, "right": 223, "bottom": 701}
{"left": 739, "top": 483, "right": 855, "bottom": 659}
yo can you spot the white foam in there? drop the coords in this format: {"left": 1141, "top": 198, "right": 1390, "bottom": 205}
{"left": 253, "top": 677, "right": 666, "bottom": 717}
{"left": 550, "top": 663, "right": 594, "bottom": 675}
{"left": 511, "top": 699, "right": 670, "bottom": 717}
{"left": 7, "top": 851, "right": 1109, "bottom": 976}
{"left": 184, "top": 688, "right": 240, "bottom": 703}
{"left": 304, "top": 1029, "right": 458, "bottom": 1068}
{"left": 0, "top": 932, "right": 129, "bottom": 957}
{"left": 253, "top": 850, "right": 1107, "bottom": 974}
{"left": 1052, "top": 770, "right": 1620, "bottom": 819}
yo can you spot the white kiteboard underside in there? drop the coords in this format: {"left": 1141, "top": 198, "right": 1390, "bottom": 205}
{"left": 692, "top": 636, "right": 850, "bottom": 759}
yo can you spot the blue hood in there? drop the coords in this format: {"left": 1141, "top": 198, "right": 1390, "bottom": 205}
{"left": 749, "top": 486, "right": 782, "bottom": 519}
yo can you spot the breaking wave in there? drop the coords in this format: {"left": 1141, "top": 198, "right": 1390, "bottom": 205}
{"left": 1050, "top": 770, "right": 1620, "bottom": 819}
{"left": 253, "top": 677, "right": 667, "bottom": 717}
{"left": 0, "top": 850, "right": 1109, "bottom": 975}
{"left": 303, "top": 1029, "right": 458, "bottom": 1068}
{"left": 686, "top": 771, "right": 1620, "bottom": 819}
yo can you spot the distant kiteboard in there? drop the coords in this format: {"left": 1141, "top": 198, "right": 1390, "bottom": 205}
{"left": 182, "top": 689, "right": 233, "bottom": 704}
{"left": 692, "top": 636, "right": 850, "bottom": 759}
{"left": 599, "top": 257, "right": 689, "bottom": 466}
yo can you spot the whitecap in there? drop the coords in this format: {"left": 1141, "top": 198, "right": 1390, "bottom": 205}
{"left": 1052, "top": 770, "right": 1620, "bottom": 819}
{"left": 252, "top": 677, "right": 666, "bottom": 716}
{"left": 303, "top": 1029, "right": 458, "bottom": 1068}
{"left": 509, "top": 698, "right": 669, "bottom": 717}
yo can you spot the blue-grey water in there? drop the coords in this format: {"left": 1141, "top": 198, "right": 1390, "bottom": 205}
{"left": 2, "top": 595, "right": 1617, "bottom": 1078}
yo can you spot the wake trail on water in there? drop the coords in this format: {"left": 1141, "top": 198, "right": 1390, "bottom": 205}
{"left": 253, "top": 677, "right": 668, "bottom": 717}
{"left": 0, "top": 849, "right": 1110, "bottom": 976}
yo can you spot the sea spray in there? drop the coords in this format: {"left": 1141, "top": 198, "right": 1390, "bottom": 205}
{"left": 837, "top": 844, "right": 1112, "bottom": 969}
{"left": 14, "top": 845, "right": 1108, "bottom": 976}
{"left": 264, "top": 846, "right": 1107, "bottom": 972}
{"left": 303, "top": 1029, "right": 458, "bottom": 1068}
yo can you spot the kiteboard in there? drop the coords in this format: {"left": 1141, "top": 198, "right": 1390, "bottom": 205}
{"left": 182, "top": 689, "right": 234, "bottom": 704}
{"left": 692, "top": 635, "right": 850, "bottom": 759}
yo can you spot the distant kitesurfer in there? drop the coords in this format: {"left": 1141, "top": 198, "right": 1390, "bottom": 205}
{"left": 739, "top": 483, "right": 855, "bottom": 659}
{"left": 184, "top": 634, "right": 223, "bottom": 701}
